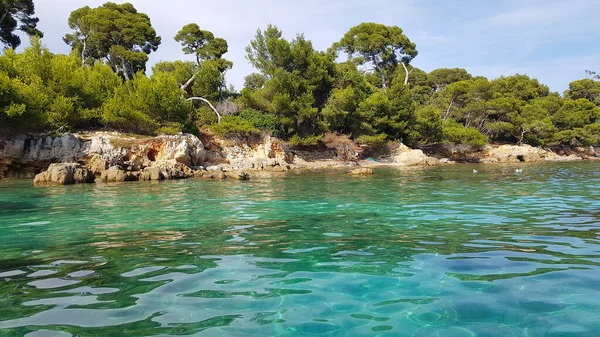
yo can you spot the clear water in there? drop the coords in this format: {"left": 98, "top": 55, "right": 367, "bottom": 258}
{"left": 1, "top": 163, "right": 599, "bottom": 337}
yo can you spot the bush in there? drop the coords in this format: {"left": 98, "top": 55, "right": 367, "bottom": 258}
{"left": 157, "top": 123, "right": 184, "bottom": 135}
{"left": 552, "top": 123, "right": 600, "bottom": 146}
{"left": 442, "top": 121, "right": 488, "bottom": 147}
{"left": 238, "top": 108, "right": 282, "bottom": 135}
{"left": 289, "top": 134, "right": 324, "bottom": 146}
{"left": 210, "top": 115, "right": 261, "bottom": 138}
{"left": 322, "top": 132, "right": 360, "bottom": 159}
{"left": 182, "top": 123, "right": 201, "bottom": 136}
{"left": 195, "top": 106, "right": 219, "bottom": 126}
{"left": 355, "top": 134, "right": 388, "bottom": 147}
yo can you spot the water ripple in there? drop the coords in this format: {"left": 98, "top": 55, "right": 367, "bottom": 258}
{"left": 0, "top": 163, "right": 599, "bottom": 336}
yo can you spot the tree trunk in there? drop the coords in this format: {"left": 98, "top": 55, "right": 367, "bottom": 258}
{"left": 187, "top": 97, "right": 222, "bottom": 123}
{"left": 444, "top": 96, "right": 456, "bottom": 121}
{"left": 181, "top": 73, "right": 196, "bottom": 91}
{"left": 0, "top": 11, "right": 9, "bottom": 26}
{"left": 121, "top": 58, "right": 130, "bottom": 81}
{"left": 519, "top": 128, "right": 528, "bottom": 145}
{"left": 465, "top": 113, "right": 473, "bottom": 128}
{"left": 81, "top": 39, "right": 87, "bottom": 67}
{"left": 375, "top": 65, "right": 386, "bottom": 90}
{"left": 401, "top": 62, "right": 412, "bottom": 85}
{"left": 478, "top": 112, "right": 490, "bottom": 129}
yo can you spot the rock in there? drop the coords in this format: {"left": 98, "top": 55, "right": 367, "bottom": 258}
{"left": 193, "top": 170, "right": 207, "bottom": 178}
{"left": 199, "top": 171, "right": 227, "bottom": 180}
{"left": 173, "top": 140, "right": 194, "bottom": 166}
{"left": 155, "top": 135, "right": 205, "bottom": 167}
{"left": 140, "top": 167, "right": 165, "bottom": 181}
{"left": 225, "top": 171, "right": 250, "bottom": 180}
{"left": 269, "top": 165, "right": 288, "bottom": 172}
{"left": 206, "top": 165, "right": 224, "bottom": 172}
{"left": 212, "top": 135, "right": 294, "bottom": 171}
{"left": 4, "top": 132, "right": 210, "bottom": 180}
{"left": 100, "top": 166, "right": 139, "bottom": 183}
{"left": 425, "top": 157, "right": 441, "bottom": 166}
{"left": 482, "top": 144, "right": 553, "bottom": 163}
{"left": 350, "top": 168, "right": 374, "bottom": 176}
{"left": 34, "top": 163, "right": 95, "bottom": 185}
{"left": 547, "top": 154, "right": 582, "bottom": 162}
{"left": 88, "top": 155, "right": 108, "bottom": 175}
{"left": 392, "top": 144, "right": 437, "bottom": 166}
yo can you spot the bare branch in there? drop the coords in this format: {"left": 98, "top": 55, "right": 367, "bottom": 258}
{"left": 181, "top": 73, "right": 196, "bottom": 91}
{"left": 401, "top": 62, "right": 413, "bottom": 85}
{"left": 187, "top": 97, "right": 222, "bottom": 123}
{"left": 444, "top": 96, "right": 456, "bottom": 121}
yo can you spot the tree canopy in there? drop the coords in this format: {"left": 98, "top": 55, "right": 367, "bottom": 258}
{"left": 336, "top": 22, "right": 417, "bottom": 89}
{"left": 0, "top": 6, "right": 598, "bottom": 149}
{"left": 63, "top": 2, "right": 161, "bottom": 80}
{"left": 0, "top": 0, "right": 42, "bottom": 49}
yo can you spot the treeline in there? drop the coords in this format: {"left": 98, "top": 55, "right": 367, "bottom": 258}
{"left": 1, "top": 1, "right": 600, "bottom": 148}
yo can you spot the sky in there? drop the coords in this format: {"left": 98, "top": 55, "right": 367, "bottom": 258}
{"left": 25, "top": 0, "right": 600, "bottom": 93}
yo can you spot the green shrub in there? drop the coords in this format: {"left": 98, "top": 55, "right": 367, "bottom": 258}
{"left": 442, "top": 121, "right": 488, "bottom": 147}
{"left": 355, "top": 134, "right": 388, "bottom": 147}
{"left": 182, "top": 123, "right": 201, "bottom": 136}
{"left": 195, "top": 106, "right": 219, "bottom": 126}
{"left": 157, "top": 123, "right": 184, "bottom": 135}
{"left": 552, "top": 123, "right": 600, "bottom": 146}
{"left": 289, "top": 134, "right": 324, "bottom": 146}
{"left": 210, "top": 115, "right": 261, "bottom": 137}
{"left": 238, "top": 108, "right": 282, "bottom": 135}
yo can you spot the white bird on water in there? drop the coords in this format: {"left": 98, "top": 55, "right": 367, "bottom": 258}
{"left": 473, "top": 169, "right": 478, "bottom": 174}
{"left": 515, "top": 169, "right": 523, "bottom": 173}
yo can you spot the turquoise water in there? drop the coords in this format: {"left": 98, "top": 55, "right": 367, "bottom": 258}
{"left": 0, "top": 163, "right": 599, "bottom": 337}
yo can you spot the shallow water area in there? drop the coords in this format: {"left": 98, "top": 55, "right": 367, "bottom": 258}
{"left": 0, "top": 162, "right": 599, "bottom": 336}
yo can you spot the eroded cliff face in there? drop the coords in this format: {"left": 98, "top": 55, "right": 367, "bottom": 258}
{"left": 0, "top": 133, "right": 88, "bottom": 178}
{"left": 1, "top": 131, "right": 596, "bottom": 183}
{"left": 0, "top": 131, "right": 296, "bottom": 183}
{"left": 203, "top": 135, "right": 294, "bottom": 172}
{"left": 421, "top": 143, "right": 597, "bottom": 164}
{"left": 0, "top": 132, "right": 206, "bottom": 179}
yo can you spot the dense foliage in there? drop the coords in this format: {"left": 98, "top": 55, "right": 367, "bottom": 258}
{"left": 0, "top": 0, "right": 42, "bottom": 49}
{"left": 1, "top": 2, "right": 599, "bottom": 148}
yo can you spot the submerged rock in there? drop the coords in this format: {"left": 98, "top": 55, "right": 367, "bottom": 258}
{"left": 225, "top": 171, "right": 250, "bottom": 180}
{"left": 350, "top": 168, "right": 374, "bottom": 176}
{"left": 33, "top": 163, "right": 95, "bottom": 185}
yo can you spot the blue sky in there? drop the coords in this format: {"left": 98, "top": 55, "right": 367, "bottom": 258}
{"left": 28, "top": 0, "right": 600, "bottom": 93}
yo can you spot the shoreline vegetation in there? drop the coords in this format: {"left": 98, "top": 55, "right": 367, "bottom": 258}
{"left": 0, "top": 130, "right": 597, "bottom": 184}
{"left": 1, "top": 2, "right": 599, "bottom": 183}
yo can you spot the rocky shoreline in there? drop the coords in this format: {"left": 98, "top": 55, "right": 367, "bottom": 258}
{"left": 0, "top": 131, "right": 597, "bottom": 185}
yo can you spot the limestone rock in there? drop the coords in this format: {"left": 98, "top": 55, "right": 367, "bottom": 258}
{"left": 425, "top": 157, "right": 441, "bottom": 166}
{"left": 100, "top": 166, "right": 139, "bottom": 183}
{"left": 140, "top": 167, "right": 165, "bottom": 181}
{"left": 34, "top": 163, "right": 95, "bottom": 185}
{"left": 392, "top": 144, "right": 438, "bottom": 166}
{"left": 482, "top": 144, "right": 555, "bottom": 163}
{"left": 199, "top": 171, "right": 227, "bottom": 180}
{"left": 193, "top": 170, "right": 207, "bottom": 178}
{"left": 155, "top": 135, "right": 205, "bottom": 167}
{"left": 212, "top": 135, "right": 294, "bottom": 172}
{"left": 350, "top": 168, "right": 374, "bottom": 176}
{"left": 88, "top": 155, "right": 108, "bottom": 175}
